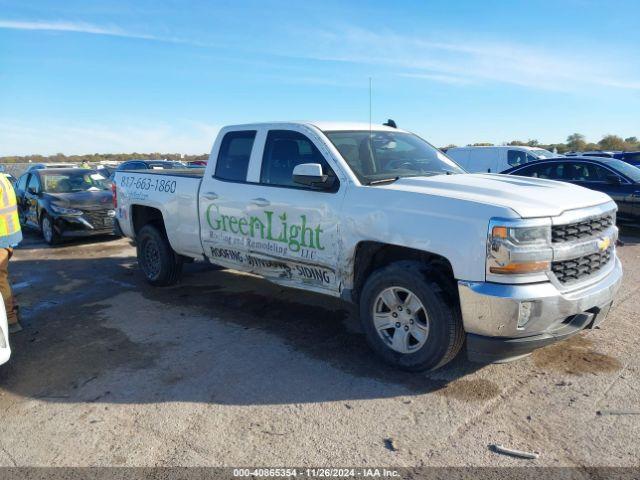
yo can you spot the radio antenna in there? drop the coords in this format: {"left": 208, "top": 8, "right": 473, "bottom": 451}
{"left": 368, "top": 76, "right": 373, "bottom": 163}
{"left": 368, "top": 76, "right": 372, "bottom": 135}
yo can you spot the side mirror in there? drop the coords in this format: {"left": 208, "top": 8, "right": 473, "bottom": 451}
{"left": 27, "top": 186, "right": 39, "bottom": 195}
{"left": 292, "top": 163, "right": 334, "bottom": 189}
{"left": 606, "top": 174, "right": 621, "bottom": 185}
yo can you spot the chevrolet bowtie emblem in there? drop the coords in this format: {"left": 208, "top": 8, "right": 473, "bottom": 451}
{"left": 597, "top": 237, "right": 611, "bottom": 251}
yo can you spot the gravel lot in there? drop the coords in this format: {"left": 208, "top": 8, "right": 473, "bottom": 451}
{"left": 1, "top": 229, "right": 639, "bottom": 467}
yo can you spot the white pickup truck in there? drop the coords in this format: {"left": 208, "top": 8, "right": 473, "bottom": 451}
{"left": 114, "top": 121, "right": 622, "bottom": 371}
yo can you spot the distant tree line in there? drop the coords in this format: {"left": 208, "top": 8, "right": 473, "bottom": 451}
{"left": 1, "top": 133, "right": 638, "bottom": 163}
{"left": 0, "top": 152, "right": 210, "bottom": 164}
{"left": 443, "top": 133, "right": 640, "bottom": 153}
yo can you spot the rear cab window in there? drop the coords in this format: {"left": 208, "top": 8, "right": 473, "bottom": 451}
{"left": 215, "top": 130, "right": 257, "bottom": 182}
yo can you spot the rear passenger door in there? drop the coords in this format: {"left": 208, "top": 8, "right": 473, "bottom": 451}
{"left": 199, "top": 129, "right": 258, "bottom": 268}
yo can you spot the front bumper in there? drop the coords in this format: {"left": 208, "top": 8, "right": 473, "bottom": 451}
{"left": 458, "top": 257, "right": 622, "bottom": 363}
{"left": 53, "top": 214, "right": 115, "bottom": 238}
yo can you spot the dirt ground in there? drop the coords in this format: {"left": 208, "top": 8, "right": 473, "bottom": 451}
{"left": 0, "top": 228, "right": 639, "bottom": 467}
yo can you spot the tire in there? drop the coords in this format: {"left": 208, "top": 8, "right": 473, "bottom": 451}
{"left": 359, "top": 261, "right": 464, "bottom": 371}
{"left": 136, "top": 224, "right": 183, "bottom": 286}
{"left": 40, "top": 213, "right": 60, "bottom": 246}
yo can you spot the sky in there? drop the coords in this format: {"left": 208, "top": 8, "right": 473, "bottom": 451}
{"left": 1, "top": 0, "right": 639, "bottom": 155}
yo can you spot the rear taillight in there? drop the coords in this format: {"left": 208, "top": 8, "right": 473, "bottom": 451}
{"left": 111, "top": 182, "right": 117, "bottom": 208}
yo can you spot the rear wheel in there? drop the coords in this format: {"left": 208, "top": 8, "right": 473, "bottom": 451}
{"left": 359, "top": 261, "right": 464, "bottom": 371}
{"left": 136, "top": 224, "right": 183, "bottom": 286}
{"left": 40, "top": 213, "right": 60, "bottom": 246}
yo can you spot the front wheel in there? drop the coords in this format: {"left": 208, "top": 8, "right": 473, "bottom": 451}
{"left": 40, "top": 213, "right": 60, "bottom": 245}
{"left": 136, "top": 224, "right": 183, "bottom": 286}
{"left": 359, "top": 261, "right": 464, "bottom": 371}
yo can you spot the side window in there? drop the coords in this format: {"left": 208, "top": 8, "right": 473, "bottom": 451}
{"left": 26, "top": 174, "right": 41, "bottom": 193}
{"left": 546, "top": 163, "right": 566, "bottom": 180}
{"left": 507, "top": 150, "right": 527, "bottom": 167}
{"left": 515, "top": 163, "right": 556, "bottom": 179}
{"left": 581, "top": 164, "right": 616, "bottom": 182}
{"left": 562, "top": 162, "right": 594, "bottom": 181}
{"left": 260, "top": 130, "right": 334, "bottom": 188}
{"left": 215, "top": 130, "right": 256, "bottom": 182}
{"left": 16, "top": 175, "right": 28, "bottom": 194}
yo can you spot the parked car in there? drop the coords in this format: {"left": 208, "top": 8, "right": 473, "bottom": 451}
{"left": 96, "top": 164, "right": 116, "bottom": 179}
{"left": 113, "top": 121, "right": 621, "bottom": 371}
{"left": 116, "top": 160, "right": 187, "bottom": 172}
{"left": 15, "top": 168, "right": 116, "bottom": 245}
{"left": 446, "top": 146, "right": 558, "bottom": 173}
{"left": 580, "top": 151, "right": 620, "bottom": 158}
{"left": 504, "top": 157, "right": 640, "bottom": 226}
{"left": 614, "top": 151, "right": 640, "bottom": 167}
{"left": 0, "top": 291, "right": 9, "bottom": 366}
{"left": 187, "top": 160, "right": 208, "bottom": 167}
{"left": 26, "top": 162, "right": 78, "bottom": 172}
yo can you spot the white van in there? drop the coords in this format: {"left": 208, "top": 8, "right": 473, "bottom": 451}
{"left": 446, "top": 146, "right": 557, "bottom": 173}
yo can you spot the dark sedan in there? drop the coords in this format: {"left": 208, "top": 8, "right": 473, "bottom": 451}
{"left": 15, "top": 168, "right": 117, "bottom": 245}
{"left": 503, "top": 157, "right": 640, "bottom": 226}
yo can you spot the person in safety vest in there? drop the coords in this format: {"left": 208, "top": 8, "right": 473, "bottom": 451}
{"left": 0, "top": 174, "right": 23, "bottom": 333}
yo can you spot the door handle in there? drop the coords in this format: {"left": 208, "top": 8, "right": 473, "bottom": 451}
{"left": 251, "top": 197, "right": 270, "bottom": 207}
{"left": 632, "top": 191, "right": 640, "bottom": 198}
{"left": 203, "top": 192, "right": 218, "bottom": 200}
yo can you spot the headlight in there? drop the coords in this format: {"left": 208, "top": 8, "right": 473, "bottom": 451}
{"left": 50, "top": 204, "right": 83, "bottom": 216}
{"left": 487, "top": 219, "right": 552, "bottom": 282}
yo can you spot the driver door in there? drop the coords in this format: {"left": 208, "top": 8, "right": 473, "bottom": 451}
{"left": 243, "top": 128, "right": 345, "bottom": 292}
{"left": 23, "top": 173, "right": 42, "bottom": 227}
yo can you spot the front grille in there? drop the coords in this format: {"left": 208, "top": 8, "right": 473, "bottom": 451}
{"left": 552, "top": 214, "right": 614, "bottom": 243}
{"left": 552, "top": 247, "right": 612, "bottom": 284}
{"left": 82, "top": 209, "right": 114, "bottom": 229}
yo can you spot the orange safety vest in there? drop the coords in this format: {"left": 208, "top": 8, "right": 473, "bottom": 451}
{"left": 0, "top": 174, "right": 22, "bottom": 248}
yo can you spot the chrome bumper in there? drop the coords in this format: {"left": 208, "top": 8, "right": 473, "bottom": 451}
{"left": 458, "top": 257, "right": 622, "bottom": 340}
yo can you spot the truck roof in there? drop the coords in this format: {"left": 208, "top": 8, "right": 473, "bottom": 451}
{"left": 222, "top": 121, "right": 406, "bottom": 133}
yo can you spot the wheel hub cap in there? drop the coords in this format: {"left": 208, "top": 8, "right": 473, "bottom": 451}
{"left": 372, "top": 286, "right": 429, "bottom": 354}
{"left": 143, "top": 240, "right": 161, "bottom": 278}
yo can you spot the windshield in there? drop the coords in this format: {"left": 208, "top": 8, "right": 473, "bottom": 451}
{"left": 324, "top": 130, "right": 465, "bottom": 184}
{"left": 41, "top": 171, "right": 111, "bottom": 193}
{"left": 609, "top": 160, "right": 640, "bottom": 183}
{"left": 532, "top": 149, "right": 556, "bottom": 159}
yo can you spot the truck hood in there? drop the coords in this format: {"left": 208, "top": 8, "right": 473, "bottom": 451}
{"left": 379, "top": 173, "right": 613, "bottom": 218}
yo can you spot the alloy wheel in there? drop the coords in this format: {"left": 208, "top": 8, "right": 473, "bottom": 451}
{"left": 372, "top": 286, "right": 430, "bottom": 354}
